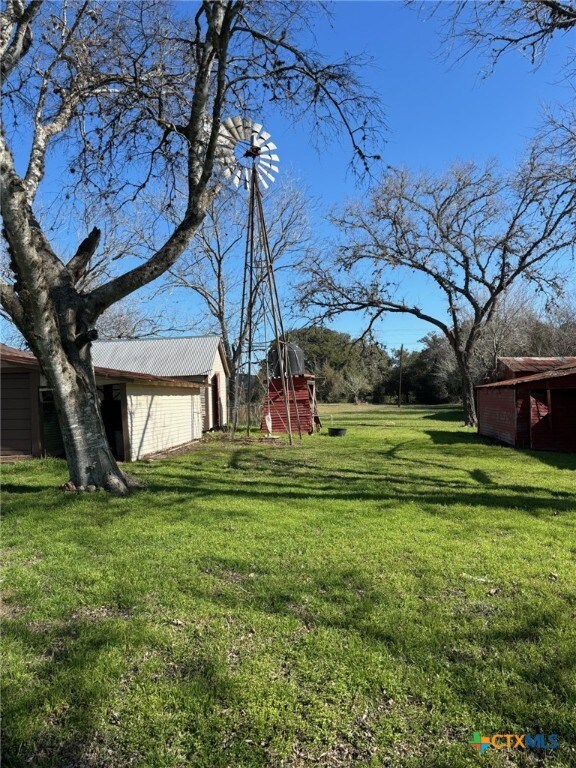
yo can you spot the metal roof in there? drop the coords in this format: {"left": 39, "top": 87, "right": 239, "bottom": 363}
{"left": 477, "top": 365, "right": 576, "bottom": 389}
{"left": 91, "top": 335, "right": 226, "bottom": 379}
{"left": 498, "top": 357, "right": 576, "bottom": 373}
{"left": 0, "top": 343, "right": 200, "bottom": 388}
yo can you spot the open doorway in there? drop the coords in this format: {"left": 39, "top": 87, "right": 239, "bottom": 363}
{"left": 98, "top": 384, "right": 125, "bottom": 460}
{"left": 211, "top": 375, "right": 220, "bottom": 428}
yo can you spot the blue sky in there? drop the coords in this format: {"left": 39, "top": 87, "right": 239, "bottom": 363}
{"left": 3, "top": 2, "right": 573, "bottom": 352}
{"left": 255, "top": 1, "right": 574, "bottom": 351}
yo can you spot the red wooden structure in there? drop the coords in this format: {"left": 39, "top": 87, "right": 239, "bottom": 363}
{"left": 476, "top": 364, "right": 576, "bottom": 451}
{"left": 493, "top": 356, "right": 576, "bottom": 381}
{"left": 261, "top": 374, "right": 319, "bottom": 435}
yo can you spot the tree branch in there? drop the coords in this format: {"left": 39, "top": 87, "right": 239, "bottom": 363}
{"left": 67, "top": 227, "right": 101, "bottom": 285}
{"left": 0, "top": 0, "right": 42, "bottom": 79}
{"left": 0, "top": 277, "right": 25, "bottom": 327}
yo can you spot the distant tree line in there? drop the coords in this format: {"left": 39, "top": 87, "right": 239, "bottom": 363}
{"left": 289, "top": 295, "right": 576, "bottom": 405}
{"left": 285, "top": 327, "right": 389, "bottom": 404}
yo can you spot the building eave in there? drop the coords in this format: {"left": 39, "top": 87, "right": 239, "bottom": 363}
{"left": 477, "top": 366, "right": 576, "bottom": 389}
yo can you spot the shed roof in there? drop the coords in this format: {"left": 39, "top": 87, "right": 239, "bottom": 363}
{"left": 477, "top": 364, "right": 576, "bottom": 389}
{"left": 91, "top": 335, "right": 228, "bottom": 379}
{"left": 0, "top": 343, "right": 37, "bottom": 366}
{"left": 498, "top": 356, "right": 576, "bottom": 373}
{"left": 0, "top": 343, "right": 200, "bottom": 389}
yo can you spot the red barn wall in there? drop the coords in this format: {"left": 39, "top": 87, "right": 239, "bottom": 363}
{"left": 477, "top": 388, "right": 517, "bottom": 445}
{"left": 478, "top": 374, "right": 576, "bottom": 452}
{"left": 516, "top": 376, "right": 576, "bottom": 451}
{"left": 262, "top": 376, "right": 314, "bottom": 434}
{"left": 515, "top": 392, "right": 530, "bottom": 448}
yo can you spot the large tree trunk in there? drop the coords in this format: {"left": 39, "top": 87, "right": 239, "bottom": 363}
{"left": 36, "top": 336, "right": 136, "bottom": 495}
{"left": 455, "top": 355, "right": 477, "bottom": 427}
{"left": 13, "top": 258, "right": 139, "bottom": 494}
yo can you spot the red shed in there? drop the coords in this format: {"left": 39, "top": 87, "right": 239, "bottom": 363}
{"left": 261, "top": 374, "right": 319, "bottom": 435}
{"left": 476, "top": 364, "right": 576, "bottom": 452}
{"left": 495, "top": 356, "right": 576, "bottom": 381}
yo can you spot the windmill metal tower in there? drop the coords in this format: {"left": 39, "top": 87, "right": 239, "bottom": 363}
{"left": 217, "top": 116, "right": 302, "bottom": 443}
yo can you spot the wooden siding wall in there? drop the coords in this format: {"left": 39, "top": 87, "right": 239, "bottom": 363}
{"left": 1, "top": 371, "right": 41, "bottom": 456}
{"left": 201, "top": 351, "right": 228, "bottom": 431}
{"left": 262, "top": 376, "right": 314, "bottom": 435}
{"left": 518, "top": 375, "right": 576, "bottom": 451}
{"left": 478, "top": 374, "right": 576, "bottom": 452}
{"left": 1, "top": 372, "right": 32, "bottom": 455}
{"left": 201, "top": 386, "right": 208, "bottom": 431}
{"left": 126, "top": 385, "right": 203, "bottom": 461}
{"left": 477, "top": 388, "right": 517, "bottom": 445}
{"left": 514, "top": 393, "right": 530, "bottom": 449}
{"left": 529, "top": 391, "right": 550, "bottom": 451}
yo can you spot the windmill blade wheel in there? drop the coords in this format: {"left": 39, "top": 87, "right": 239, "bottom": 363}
{"left": 217, "top": 117, "right": 280, "bottom": 190}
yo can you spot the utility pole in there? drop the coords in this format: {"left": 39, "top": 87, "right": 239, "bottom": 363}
{"left": 397, "top": 344, "right": 404, "bottom": 407}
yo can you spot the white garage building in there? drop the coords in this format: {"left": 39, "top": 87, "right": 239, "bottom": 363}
{"left": 1, "top": 343, "right": 204, "bottom": 462}
{"left": 92, "top": 335, "right": 229, "bottom": 433}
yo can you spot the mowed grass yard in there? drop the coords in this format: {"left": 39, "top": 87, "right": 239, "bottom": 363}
{"left": 2, "top": 404, "right": 576, "bottom": 768}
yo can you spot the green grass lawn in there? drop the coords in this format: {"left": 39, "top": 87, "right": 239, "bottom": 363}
{"left": 2, "top": 404, "right": 575, "bottom": 767}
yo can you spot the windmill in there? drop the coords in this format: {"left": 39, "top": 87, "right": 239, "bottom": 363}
{"left": 217, "top": 116, "right": 303, "bottom": 443}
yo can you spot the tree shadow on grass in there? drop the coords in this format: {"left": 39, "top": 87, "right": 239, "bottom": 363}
{"left": 143, "top": 464, "right": 576, "bottom": 520}
{"left": 173, "top": 555, "right": 576, "bottom": 746}
{"left": 5, "top": 442, "right": 572, "bottom": 527}
{"left": 2, "top": 618, "right": 134, "bottom": 767}
{"left": 1, "top": 616, "right": 239, "bottom": 768}
{"left": 5, "top": 557, "right": 574, "bottom": 767}
{"left": 425, "top": 428, "right": 576, "bottom": 471}
{"left": 4, "top": 450, "right": 575, "bottom": 767}
{"left": 424, "top": 429, "right": 486, "bottom": 446}
{"left": 525, "top": 449, "right": 576, "bottom": 472}
{"left": 421, "top": 408, "right": 464, "bottom": 423}
{"left": 1, "top": 483, "right": 51, "bottom": 494}
{"left": 468, "top": 469, "right": 495, "bottom": 486}
{"left": 124, "top": 440, "right": 576, "bottom": 521}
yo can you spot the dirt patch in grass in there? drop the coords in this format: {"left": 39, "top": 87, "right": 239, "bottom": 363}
{"left": 0, "top": 594, "right": 25, "bottom": 618}
{"left": 142, "top": 434, "right": 289, "bottom": 461}
{"left": 70, "top": 606, "right": 132, "bottom": 621}
{"left": 283, "top": 714, "right": 380, "bottom": 766}
{"left": 140, "top": 440, "right": 205, "bottom": 461}
{"left": 22, "top": 552, "right": 42, "bottom": 566}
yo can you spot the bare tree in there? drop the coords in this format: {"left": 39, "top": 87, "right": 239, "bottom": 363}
{"left": 2, "top": 291, "right": 181, "bottom": 344}
{"left": 518, "top": 293, "right": 576, "bottom": 356}
{"left": 2, "top": 203, "right": 180, "bottom": 341}
{"left": 467, "top": 290, "right": 539, "bottom": 379}
{"left": 95, "top": 297, "right": 180, "bottom": 340}
{"left": 413, "top": 287, "right": 576, "bottom": 400}
{"left": 302, "top": 155, "right": 576, "bottom": 426}
{"left": 427, "top": 0, "right": 576, "bottom": 169}
{"left": 0, "top": 0, "right": 384, "bottom": 493}
{"left": 165, "top": 180, "right": 312, "bottom": 414}
{"left": 430, "top": 0, "right": 576, "bottom": 70}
